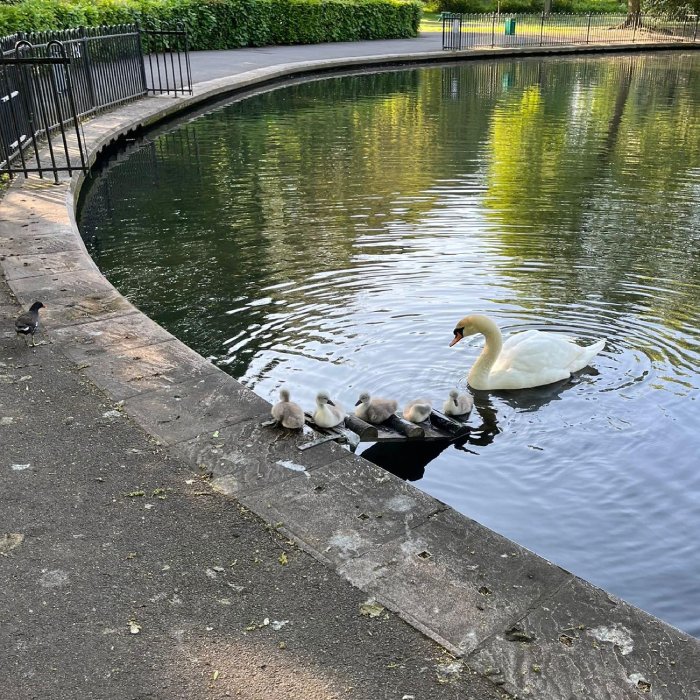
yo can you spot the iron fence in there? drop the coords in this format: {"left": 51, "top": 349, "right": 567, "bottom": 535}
{"left": 442, "top": 12, "right": 700, "bottom": 50}
{"left": 143, "top": 26, "right": 192, "bottom": 97}
{"left": 0, "top": 41, "right": 86, "bottom": 182}
{"left": 0, "top": 24, "right": 192, "bottom": 180}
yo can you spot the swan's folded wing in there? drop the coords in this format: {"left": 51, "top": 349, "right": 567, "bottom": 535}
{"left": 495, "top": 331, "right": 587, "bottom": 375}
{"left": 489, "top": 365, "right": 572, "bottom": 389}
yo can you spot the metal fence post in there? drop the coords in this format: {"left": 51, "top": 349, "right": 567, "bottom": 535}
{"left": 632, "top": 12, "right": 638, "bottom": 42}
{"left": 46, "top": 40, "right": 86, "bottom": 178}
{"left": 0, "top": 51, "right": 32, "bottom": 176}
{"left": 135, "top": 22, "right": 149, "bottom": 95}
{"left": 694, "top": 15, "right": 699, "bottom": 42}
{"left": 79, "top": 26, "right": 97, "bottom": 113}
{"left": 540, "top": 11, "right": 546, "bottom": 45}
{"left": 12, "top": 41, "right": 45, "bottom": 177}
{"left": 491, "top": 11, "right": 496, "bottom": 47}
{"left": 181, "top": 23, "right": 192, "bottom": 92}
{"left": 586, "top": 12, "right": 592, "bottom": 43}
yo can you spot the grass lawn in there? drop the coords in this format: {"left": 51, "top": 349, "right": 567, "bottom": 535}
{"left": 420, "top": 11, "right": 444, "bottom": 32}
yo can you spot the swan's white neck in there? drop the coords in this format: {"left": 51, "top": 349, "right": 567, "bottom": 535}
{"left": 466, "top": 315, "right": 503, "bottom": 390}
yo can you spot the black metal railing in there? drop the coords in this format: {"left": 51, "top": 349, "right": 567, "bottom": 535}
{"left": 2, "top": 26, "right": 148, "bottom": 117}
{"left": 142, "top": 25, "right": 192, "bottom": 96}
{"left": 442, "top": 12, "right": 700, "bottom": 50}
{"left": 0, "top": 23, "right": 192, "bottom": 180}
{"left": 0, "top": 40, "right": 87, "bottom": 183}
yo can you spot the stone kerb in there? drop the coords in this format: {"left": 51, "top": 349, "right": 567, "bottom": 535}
{"left": 2, "top": 44, "right": 699, "bottom": 700}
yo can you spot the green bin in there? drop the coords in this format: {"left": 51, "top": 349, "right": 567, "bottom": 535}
{"left": 505, "top": 18, "right": 516, "bottom": 35}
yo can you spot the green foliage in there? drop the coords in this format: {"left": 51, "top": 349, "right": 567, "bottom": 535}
{"left": 431, "top": 0, "right": 700, "bottom": 13}
{"left": 645, "top": 0, "right": 700, "bottom": 14}
{"left": 0, "top": 0, "right": 422, "bottom": 46}
{"left": 434, "top": 0, "right": 627, "bottom": 13}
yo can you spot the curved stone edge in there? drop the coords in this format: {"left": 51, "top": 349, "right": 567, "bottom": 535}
{"left": 2, "top": 42, "right": 699, "bottom": 699}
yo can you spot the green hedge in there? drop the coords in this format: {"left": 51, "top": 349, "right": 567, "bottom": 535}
{"left": 0, "top": 0, "right": 422, "bottom": 48}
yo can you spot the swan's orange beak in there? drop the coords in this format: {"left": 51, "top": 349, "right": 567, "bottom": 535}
{"left": 449, "top": 333, "right": 463, "bottom": 347}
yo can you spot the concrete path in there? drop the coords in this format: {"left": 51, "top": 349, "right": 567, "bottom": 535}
{"left": 2, "top": 35, "right": 700, "bottom": 700}
{"left": 186, "top": 35, "right": 445, "bottom": 83}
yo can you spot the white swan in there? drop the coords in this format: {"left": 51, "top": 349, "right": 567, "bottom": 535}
{"left": 403, "top": 399, "right": 432, "bottom": 424}
{"left": 313, "top": 391, "right": 345, "bottom": 428}
{"left": 271, "top": 388, "right": 305, "bottom": 429}
{"left": 449, "top": 314, "right": 606, "bottom": 391}
{"left": 354, "top": 392, "right": 397, "bottom": 424}
{"left": 443, "top": 389, "right": 473, "bottom": 417}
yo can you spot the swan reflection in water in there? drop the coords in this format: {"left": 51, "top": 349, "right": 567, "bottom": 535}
{"left": 360, "top": 371, "right": 597, "bottom": 481}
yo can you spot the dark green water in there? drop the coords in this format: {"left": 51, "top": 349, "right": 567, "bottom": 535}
{"left": 79, "top": 52, "right": 700, "bottom": 636}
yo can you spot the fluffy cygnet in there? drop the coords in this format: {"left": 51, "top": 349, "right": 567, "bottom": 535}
{"left": 313, "top": 391, "right": 345, "bottom": 428}
{"left": 271, "top": 388, "right": 305, "bottom": 429}
{"left": 443, "top": 389, "right": 474, "bottom": 417}
{"left": 402, "top": 399, "right": 432, "bottom": 423}
{"left": 354, "top": 392, "right": 397, "bottom": 425}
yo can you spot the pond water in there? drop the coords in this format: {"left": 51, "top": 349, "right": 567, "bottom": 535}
{"left": 78, "top": 51, "right": 700, "bottom": 637}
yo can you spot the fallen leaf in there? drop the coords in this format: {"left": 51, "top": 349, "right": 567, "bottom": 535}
{"left": 360, "top": 599, "right": 385, "bottom": 618}
{"left": 0, "top": 533, "right": 24, "bottom": 555}
{"left": 436, "top": 660, "right": 463, "bottom": 683}
{"left": 212, "top": 670, "right": 220, "bottom": 681}
{"left": 129, "top": 620, "right": 141, "bottom": 634}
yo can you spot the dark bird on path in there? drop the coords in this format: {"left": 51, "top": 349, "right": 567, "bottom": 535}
{"left": 15, "top": 301, "right": 45, "bottom": 347}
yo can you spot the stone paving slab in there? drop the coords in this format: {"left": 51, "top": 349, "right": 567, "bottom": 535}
{"left": 9, "top": 266, "right": 110, "bottom": 298}
{"left": 178, "top": 415, "right": 350, "bottom": 496}
{"left": 0, "top": 180, "right": 69, "bottom": 226}
{"left": 72, "top": 337, "right": 221, "bottom": 401}
{"left": 338, "top": 506, "right": 572, "bottom": 657}
{"left": 1, "top": 250, "right": 98, "bottom": 281}
{"left": 467, "top": 575, "right": 700, "bottom": 699}
{"left": 0, "top": 229, "right": 85, "bottom": 255}
{"left": 123, "top": 369, "right": 269, "bottom": 443}
{"left": 40, "top": 289, "right": 135, "bottom": 328}
{"left": 243, "top": 458, "right": 445, "bottom": 565}
{"left": 50, "top": 310, "right": 175, "bottom": 352}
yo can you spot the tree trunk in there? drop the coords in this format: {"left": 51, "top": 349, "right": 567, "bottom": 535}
{"left": 599, "top": 62, "right": 633, "bottom": 162}
{"left": 626, "top": 0, "right": 641, "bottom": 28}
